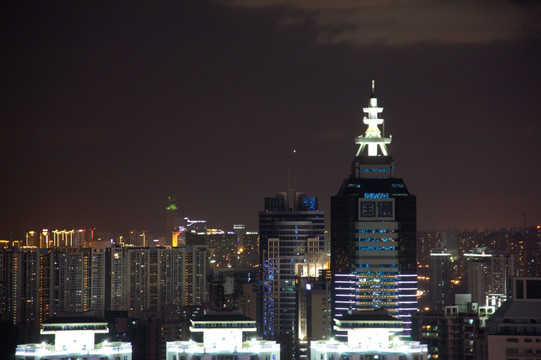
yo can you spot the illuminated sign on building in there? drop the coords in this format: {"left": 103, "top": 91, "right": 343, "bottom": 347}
{"left": 358, "top": 198, "right": 395, "bottom": 221}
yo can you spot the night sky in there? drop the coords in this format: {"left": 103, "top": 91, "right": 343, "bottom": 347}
{"left": 2, "top": 1, "right": 541, "bottom": 232}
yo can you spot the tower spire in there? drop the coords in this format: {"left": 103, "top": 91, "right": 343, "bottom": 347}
{"left": 355, "top": 80, "right": 392, "bottom": 157}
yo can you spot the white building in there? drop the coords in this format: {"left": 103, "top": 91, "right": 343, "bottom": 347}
{"left": 167, "top": 311, "right": 280, "bottom": 360}
{"left": 310, "top": 311, "right": 427, "bottom": 360}
{"left": 15, "top": 313, "right": 132, "bottom": 360}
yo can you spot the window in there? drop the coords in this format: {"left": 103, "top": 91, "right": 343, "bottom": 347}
{"left": 526, "top": 280, "right": 541, "bottom": 299}
{"left": 516, "top": 280, "right": 524, "bottom": 299}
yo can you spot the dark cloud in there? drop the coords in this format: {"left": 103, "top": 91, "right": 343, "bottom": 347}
{"left": 224, "top": 0, "right": 541, "bottom": 45}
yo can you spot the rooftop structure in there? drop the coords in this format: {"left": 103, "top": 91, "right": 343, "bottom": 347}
{"left": 355, "top": 80, "right": 392, "bottom": 158}
{"left": 166, "top": 311, "right": 280, "bottom": 360}
{"left": 15, "top": 313, "right": 132, "bottom": 360}
{"left": 310, "top": 311, "right": 427, "bottom": 360}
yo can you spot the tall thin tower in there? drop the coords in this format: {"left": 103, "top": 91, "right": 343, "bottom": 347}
{"left": 166, "top": 196, "right": 179, "bottom": 246}
{"left": 331, "top": 81, "right": 417, "bottom": 334}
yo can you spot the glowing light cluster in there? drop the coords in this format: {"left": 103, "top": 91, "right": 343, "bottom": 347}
{"left": 355, "top": 80, "right": 392, "bottom": 157}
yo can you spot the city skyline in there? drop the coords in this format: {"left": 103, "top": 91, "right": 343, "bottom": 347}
{"left": 2, "top": 1, "right": 541, "bottom": 232}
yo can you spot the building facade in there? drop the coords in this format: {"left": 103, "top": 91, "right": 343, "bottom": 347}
{"left": 430, "top": 241, "right": 453, "bottom": 310}
{"left": 15, "top": 314, "right": 132, "bottom": 360}
{"left": 485, "top": 277, "right": 541, "bottom": 359}
{"left": 166, "top": 312, "right": 280, "bottom": 360}
{"left": 310, "top": 311, "right": 427, "bottom": 360}
{"left": 1, "top": 244, "right": 209, "bottom": 345}
{"left": 330, "top": 81, "right": 418, "bottom": 333}
{"left": 259, "top": 189, "right": 325, "bottom": 359}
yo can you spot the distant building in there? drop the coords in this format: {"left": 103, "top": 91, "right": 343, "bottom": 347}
{"left": 464, "top": 247, "right": 511, "bottom": 306}
{"left": 115, "top": 245, "right": 208, "bottom": 319}
{"left": 234, "top": 225, "right": 259, "bottom": 267}
{"left": 310, "top": 311, "right": 427, "bottom": 360}
{"left": 485, "top": 277, "right": 541, "bottom": 359}
{"left": 15, "top": 313, "right": 132, "bottom": 360}
{"left": 166, "top": 311, "right": 280, "bottom": 360}
{"left": 1, "top": 243, "right": 209, "bottom": 343}
{"left": 166, "top": 197, "right": 180, "bottom": 246}
{"left": 412, "top": 294, "right": 495, "bottom": 359}
{"left": 207, "top": 229, "right": 238, "bottom": 267}
{"left": 430, "top": 241, "right": 452, "bottom": 310}
{"left": 181, "top": 218, "right": 208, "bottom": 247}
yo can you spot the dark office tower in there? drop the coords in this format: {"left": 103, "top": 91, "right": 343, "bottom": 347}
{"left": 430, "top": 241, "right": 453, "bottom": 310}
{"left": 331, "top": 81, "right": 417, "bottom": 333}
{"left": 259, "top": 189, "right": 325, "bottom": 359}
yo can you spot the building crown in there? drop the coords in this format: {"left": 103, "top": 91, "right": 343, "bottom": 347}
{"left": 355, "top": 80, "right": 392, "bottom": 157}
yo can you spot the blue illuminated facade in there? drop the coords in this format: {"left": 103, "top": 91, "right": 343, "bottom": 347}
{"left": 259, "top": 189, "right": 325, "bottom": 359}
{"left": 330, "top": 83, "right": 417, "bottom": 336}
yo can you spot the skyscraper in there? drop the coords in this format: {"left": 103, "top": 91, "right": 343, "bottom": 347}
{"left": 464, "top": 247, "right": 511, "bottom": 306}
{"left": 430, "top": 241, "right": 452, "bottom": 310}
{"left": 165, "top": 197, "right": 179, "bottom": 246}
{"left": 331, "top": 81, "right": 417, "bottom": 332}
{"left": 259, "top": 189, "right": 325, "bottom": 359}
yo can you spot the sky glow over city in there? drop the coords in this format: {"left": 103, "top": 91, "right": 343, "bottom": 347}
{"left": 1, "top": 1, "right": 540, "bottom": 232}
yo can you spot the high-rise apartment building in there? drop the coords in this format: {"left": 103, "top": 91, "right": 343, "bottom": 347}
{"left": 330, "top": 81, "right": 417, "bottom": 332}
{"left": 122, "top": 245, "right": 208, "bottom": 319}
{"left": 259, "top": 189, "right": 325, "bottom": 359}
{"left": 1, "top": 243, "right": 209, "bottom": 345}
{"left": 464, "top": 247, "right": 512, "bottom": 306}
{"left": 430, "top": 241, "right": 453, "bottom": 310}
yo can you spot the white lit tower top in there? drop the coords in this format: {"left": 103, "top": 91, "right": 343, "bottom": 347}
{"left": 355, "top": 80, "right": 392, "bottom": 157}
{"left": 350, "top": 80, "right": 395, "bottom": 178}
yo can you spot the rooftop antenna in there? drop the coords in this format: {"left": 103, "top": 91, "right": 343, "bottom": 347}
{"left": 371, "top": 80, "right": 385, "bottom": 138}
{"left": 287, "top": 149, "right": 297, "bottom": 191}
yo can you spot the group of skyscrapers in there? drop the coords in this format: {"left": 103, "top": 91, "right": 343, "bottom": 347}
{"left": 258, "top": 81, "right": 419, "bottom": 357}
{"left": 7, "top": 81, "right": 536, "bottom": 359}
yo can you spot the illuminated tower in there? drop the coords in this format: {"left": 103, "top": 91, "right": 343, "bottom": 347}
{"left": 259, "top": 189, "right": 325, "bottom": 359}
{"left": 331, "top": 81, "right": 417, "bottom": 334}
{"left": 166, "top": 196, "right": 179, "bottom": 246}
